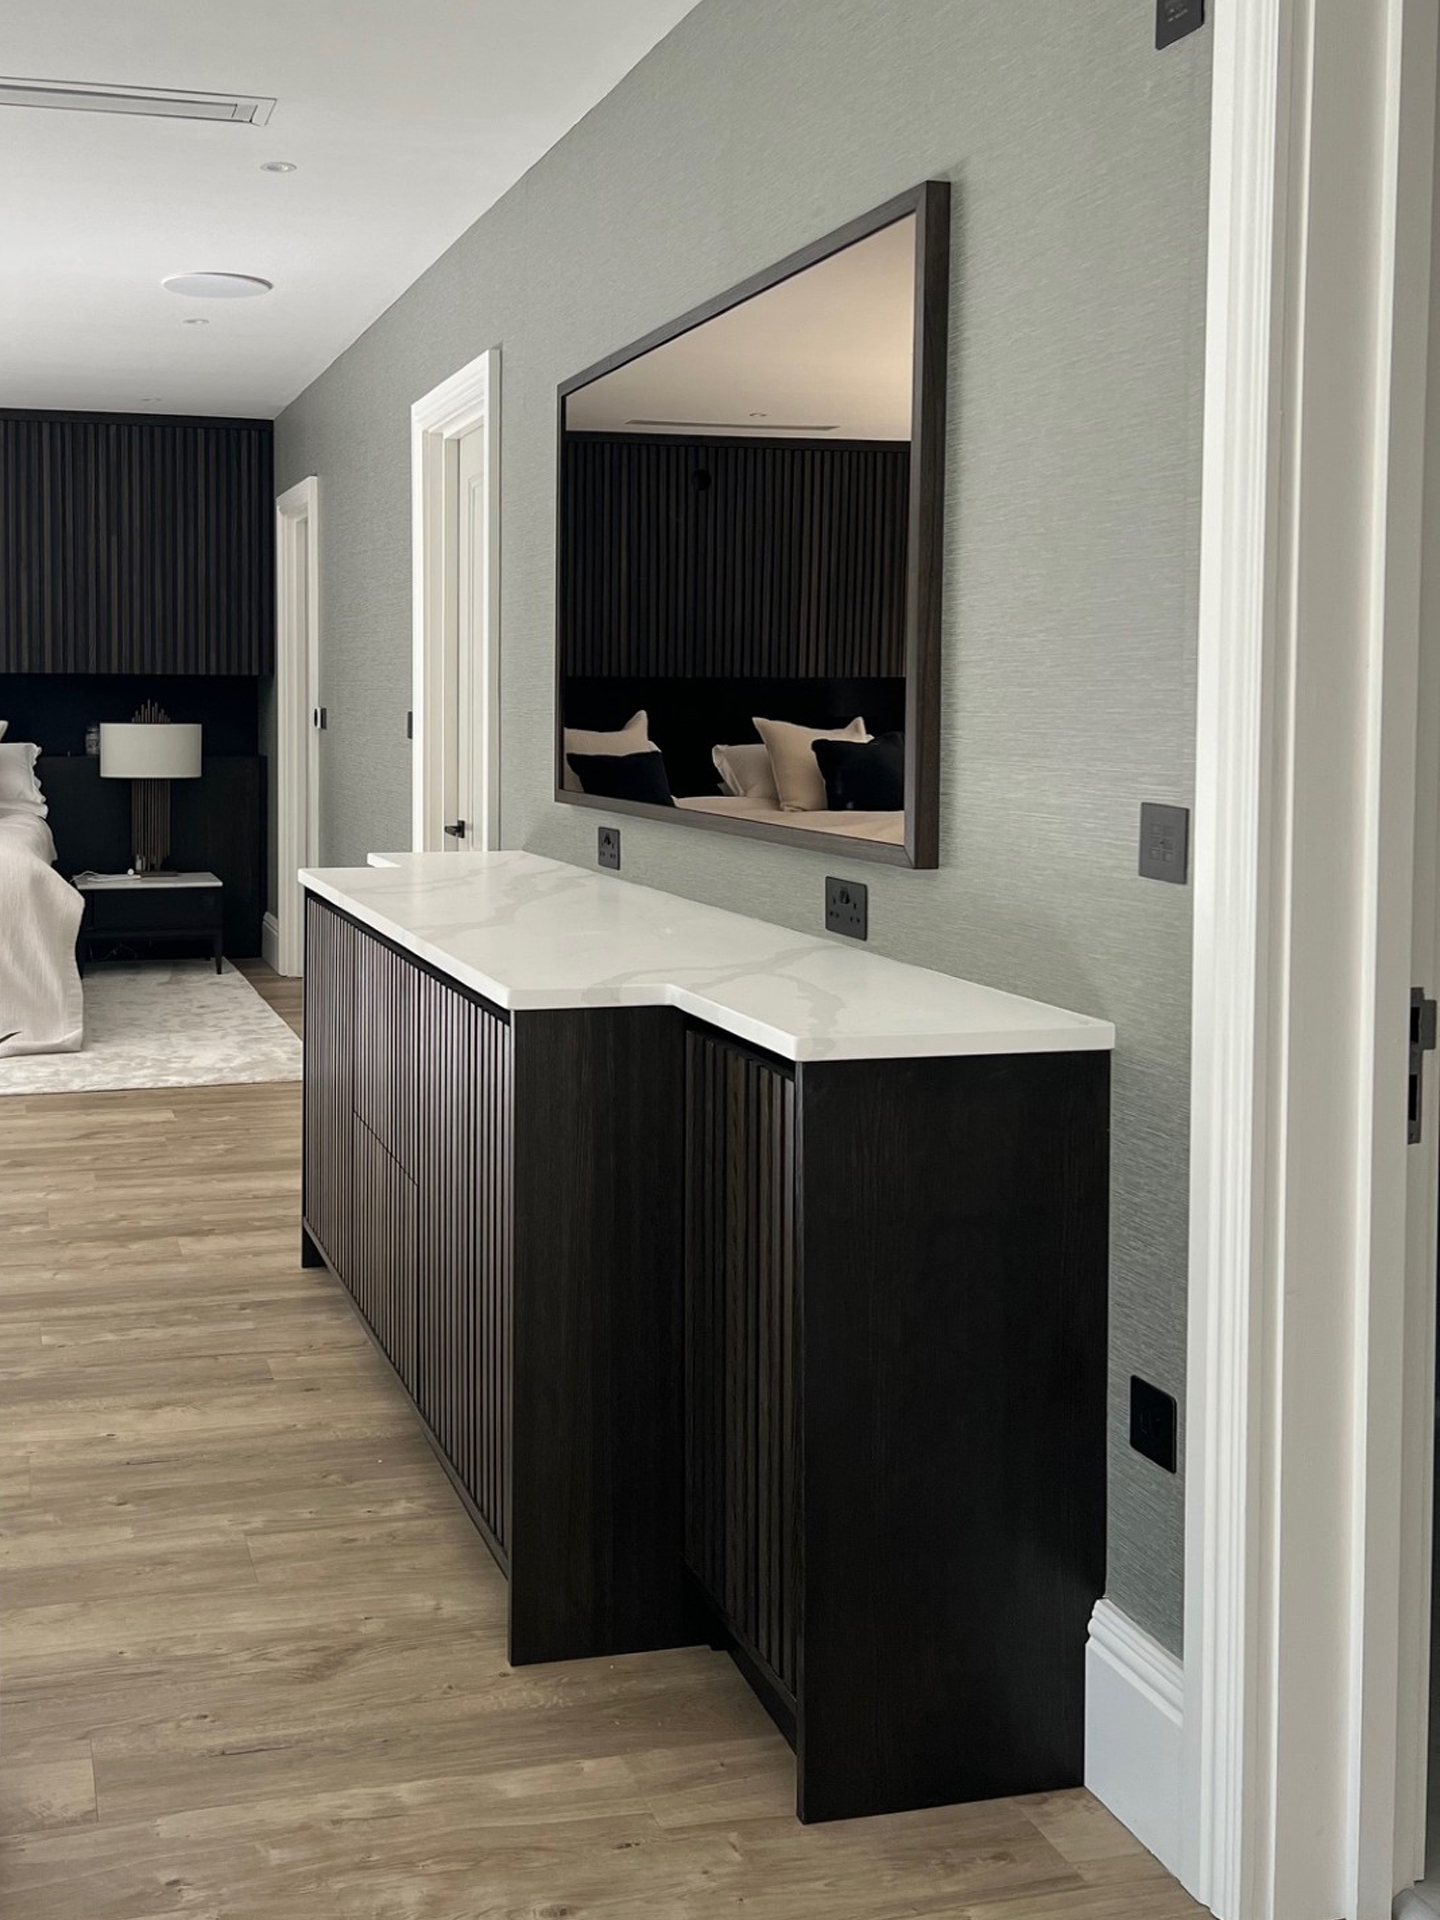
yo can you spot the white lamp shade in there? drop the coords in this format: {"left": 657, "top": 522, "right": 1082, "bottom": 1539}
{"left": 99, "top": 722, "right": 202, "bottom": 779}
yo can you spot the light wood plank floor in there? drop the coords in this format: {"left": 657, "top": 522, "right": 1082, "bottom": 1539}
{"left": 0, "top": 963, "right": 1202, "bottom": 1918}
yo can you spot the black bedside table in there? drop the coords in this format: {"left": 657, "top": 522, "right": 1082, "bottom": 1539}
{"left": 75, "top": 871, "right": 224, "bottom": 974}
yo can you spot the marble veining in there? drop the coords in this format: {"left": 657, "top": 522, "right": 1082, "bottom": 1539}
{"left": 303, "top": 852, "right": 1114, "bottom": 1063}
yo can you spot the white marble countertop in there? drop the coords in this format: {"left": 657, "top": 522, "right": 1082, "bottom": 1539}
{"left": 299, "top": 851, "right": 1114, "bottom": 1063}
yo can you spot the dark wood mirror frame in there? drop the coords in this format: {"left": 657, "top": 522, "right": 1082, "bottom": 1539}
{"left": 554, "top": 179, "right": 950, "bottom": 870}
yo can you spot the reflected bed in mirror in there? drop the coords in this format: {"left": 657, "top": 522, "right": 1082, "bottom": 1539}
{"left": 555, "top": 180, "right": 950, "bottom": 869}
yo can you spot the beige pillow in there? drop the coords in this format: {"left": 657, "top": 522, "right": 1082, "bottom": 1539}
{"left": 753, "top": 716, "right": 869, "bottom": 812}
{"left": 712, "top": 743, "right": 778, "bottom": 801}
{"left": 561, "top": 711, "right": 653, "bottom": 793}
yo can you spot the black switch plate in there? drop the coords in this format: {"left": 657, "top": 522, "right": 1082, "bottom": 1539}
{"left": 1156, "top": 0, "right": 1204, "bottom": 49}
{"left": 597, "top": 826, "right": 621, "bottom": 872}
{"left": 825, "top": 876, "right": 868, "bottom": 941}
{"left": 1130, "top": 1376, "right": 1178, "bottom": 1473}
{"left": 1139, "top": 802, "right": 1190, "bottom": 884}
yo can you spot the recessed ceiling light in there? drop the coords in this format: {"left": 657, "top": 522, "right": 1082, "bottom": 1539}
{"left": 163, "top": 272, "right": 272, "bottom": 300}
{"left": 260, "top": 160, "right": 297, "bottom": 173}
{"left": 182, "top": 318, "right": 210, "bottom": 328}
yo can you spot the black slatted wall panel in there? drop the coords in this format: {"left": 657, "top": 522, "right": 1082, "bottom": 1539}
{"left": 561, "top": 434, "right": 909, "bottom": 680}
{"left": 684, "top": 1027, "right": 800, "bottom": 1703}
{"left": 0, "top": 412, "right": 274, "bottom": 674}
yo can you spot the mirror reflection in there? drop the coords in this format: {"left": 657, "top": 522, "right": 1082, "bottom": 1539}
{"left": 557, "top": 209, "right": 923, "bottom": 857}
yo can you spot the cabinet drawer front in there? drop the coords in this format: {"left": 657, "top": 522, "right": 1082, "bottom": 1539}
{"left": 684, "top": 1028, "right": 799, "bottom": 1701}
{"left": 351, "top": 928, "right": 419, "bottom": 1170}
{"left": 350, "top": 1115, "right": 418, "bottom": 1392}
{"left": 87, "top": 886, "right": 221, "bottom": 932}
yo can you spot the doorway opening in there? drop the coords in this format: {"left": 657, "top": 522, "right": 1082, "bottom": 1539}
{"left": 411, "top": 348, "right": 501, "bottom": 853}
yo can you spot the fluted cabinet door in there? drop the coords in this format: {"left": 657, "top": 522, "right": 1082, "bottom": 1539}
{"left": 303, "top": 896, "right": 356, "bottom": 1282}
{"left": 413, "top": 966, "right": 513, "bottom": 1562}
{"left": 684, "top": 1027, "right": 799, "bottom": 1705}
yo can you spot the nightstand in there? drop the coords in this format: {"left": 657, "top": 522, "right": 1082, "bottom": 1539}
{"left": 75, "top": 871, "right": 224, "bottom": 974}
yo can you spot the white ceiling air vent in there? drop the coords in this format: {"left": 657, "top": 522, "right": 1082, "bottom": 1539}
{"left": 0, "top": 78, "right": 275, "bottom": 124}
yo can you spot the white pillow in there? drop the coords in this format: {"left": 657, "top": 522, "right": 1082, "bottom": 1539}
{"left": 0, "top": 720, "right": 8, "bottom": 739}
{"left": 752, "top": 716, "right": 870, "bottom": 813}
{"left": 712, "top": 743, "right": 778, "bottom": 801}
{"left": 561, "top": 710, "right": 654, "bottom": 793}
{"left": 0, "top": 742, "right": 46, "bottom": 818}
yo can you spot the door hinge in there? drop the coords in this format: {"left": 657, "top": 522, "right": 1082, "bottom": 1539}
{"left": 1409, "top": 988, "right": 1436, "bottom": 1144}
{"left": 443, "top": 819, "right": 467, "bottom": 840}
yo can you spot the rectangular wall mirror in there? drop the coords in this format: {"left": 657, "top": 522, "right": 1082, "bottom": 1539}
{"left": 555, "top": 180, "right": 950, "bottom": 869}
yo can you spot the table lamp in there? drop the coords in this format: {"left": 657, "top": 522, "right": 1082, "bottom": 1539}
{"left": 99, "top": 704, "right": 202, "bottom": 873}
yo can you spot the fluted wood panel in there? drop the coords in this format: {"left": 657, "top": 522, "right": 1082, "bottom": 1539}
{"left": 304, "top": 894, "right": 514, "bottom": 1561}
{"left": 414, "top": 965, "right": 513, "bottom": 1560}
{"left": 684, "top": 1027, "right": 799, "bottom": 1703}
{"left": 350, "top": 1116, "right": 418, "bottom": 1394}
{"left": 303, "top": 897, "right": 356, "bottom": 1281}
{"left": 560, "top": 435, "right": 908, "bottom": 680}
{"left": 351, "top": 927, "right": 418, "bottom": 1173}
{"left": 0, "top": 412, "right": 274, "bottom": 674}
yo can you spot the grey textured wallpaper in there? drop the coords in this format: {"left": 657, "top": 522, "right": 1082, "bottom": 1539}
{"left": 272, "top": 0, "right": 1210, "bottom": 1655}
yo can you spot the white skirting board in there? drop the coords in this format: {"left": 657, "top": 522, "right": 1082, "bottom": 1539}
{"left": 261, "top": 911, "right": 280, "bottom": 973}
{"left": 1085, "top": 1598, "right": 1184, "bottom": 1877}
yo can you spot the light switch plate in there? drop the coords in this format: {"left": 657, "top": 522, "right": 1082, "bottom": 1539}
{"left": 1156, "top": 0, "right": 1204, "bottom": 49}
{"left": 1139, "top": 802, "right": 1189, "bottom": 884}
{"left": 1130, "top": 1376, "right": 1178, "bottom": 1473}
{"left": 597, "top": 826, "right": 621, "bottom": 872}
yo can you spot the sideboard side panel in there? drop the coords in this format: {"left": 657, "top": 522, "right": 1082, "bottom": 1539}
{"left": 795, "top": 1049, "right": 1110, "bottom": 1823}
{"left": 509, "top": 1006, "right": 690, "bottom": 1665}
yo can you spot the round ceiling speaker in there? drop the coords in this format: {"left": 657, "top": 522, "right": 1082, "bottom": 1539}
{"left": 162, "top": 273, "right": 273, "bottom": 300}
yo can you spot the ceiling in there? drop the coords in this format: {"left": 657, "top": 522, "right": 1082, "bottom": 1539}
{"left": 0, "top": 0, "right": 701, "bottom": 419}
{"left": 566, "top": 216, "right": 916, "bottom": 442}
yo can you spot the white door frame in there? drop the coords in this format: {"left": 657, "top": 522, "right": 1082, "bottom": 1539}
{"left": 411, "top": 348, "right": 501, "bottom": 853}
{"left": 1183, "top": 5, "right": 1440, "bottom": 1917}
{"left": 274, "top": 476, "right": 320, "bottom": 977}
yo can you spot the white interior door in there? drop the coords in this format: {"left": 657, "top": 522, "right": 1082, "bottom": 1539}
{"left": 437, "top": 425, "right": 488, "bottom": 849}
{"left": 412, "top": 349, "right": 500, "bottom": 854}
{"left": 275, "top": 476, "right": 320, "bottom": 976}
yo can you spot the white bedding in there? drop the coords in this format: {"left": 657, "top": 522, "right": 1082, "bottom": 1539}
{"left": 0, "top": 813, "right": 84, "bottom": 1058}
{"left": 677, "top": 794, "right": 905, "bottom": 846}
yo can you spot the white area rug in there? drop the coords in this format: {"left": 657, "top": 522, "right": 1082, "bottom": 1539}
{"left": 0, "top": 960, "right": 302, "bottom": 1096}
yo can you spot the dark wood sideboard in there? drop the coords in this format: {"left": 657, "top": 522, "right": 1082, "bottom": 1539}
{"left": 301, "top": 889, "right": 1110, "bottom": 1824}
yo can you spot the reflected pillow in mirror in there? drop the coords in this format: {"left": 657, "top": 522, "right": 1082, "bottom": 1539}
{"left": 0, "top": 742, "right": 46, "bottom": 817}
{"left": 711, "top": 743, "right": 778, "bottom": 800}
{"left": 561, "top": 710, "right": 653, "bottom": 792}
{"left": 752, "top": 715, "right": 869, "bottom": 812}
{"left": 566, "top": 748, "right": 677, "bottom": 808}
{"left": 813, "top": 731, "right": 905, "bottom": 812}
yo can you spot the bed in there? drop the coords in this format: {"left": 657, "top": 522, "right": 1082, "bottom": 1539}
{"left": 0, "top": 807, "right": 84, "bottom": 1058}
{"left": 676, "top": 794, "right": 905, "bottom": 846}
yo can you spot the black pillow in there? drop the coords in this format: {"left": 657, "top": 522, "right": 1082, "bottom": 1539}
{"left": 812, "top": 732, "right": 905, "bottom": 811}
{"left": 566, "top": 748, "right": 677, "bottom": 808}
